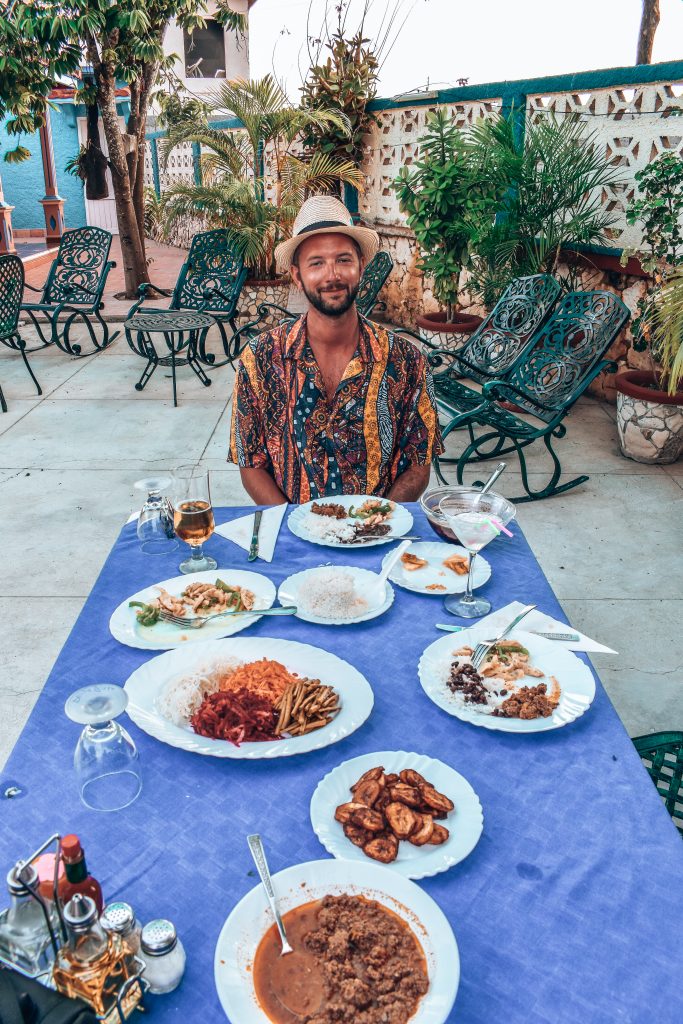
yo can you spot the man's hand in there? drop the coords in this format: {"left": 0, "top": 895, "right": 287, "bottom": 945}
{"left": 387, "top": 464, "right": 431, "bottom": 502}
{"left": 239, "top": 467, "right": 288, "bottom": 505}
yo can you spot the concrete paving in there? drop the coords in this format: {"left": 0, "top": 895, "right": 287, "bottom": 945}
{"left": 0, "top": 324, "right": 681, "bottom": 768}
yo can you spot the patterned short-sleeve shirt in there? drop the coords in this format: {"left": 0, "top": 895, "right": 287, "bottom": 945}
{"left": 229, "top": 314, "right": 443, "bottom": 503}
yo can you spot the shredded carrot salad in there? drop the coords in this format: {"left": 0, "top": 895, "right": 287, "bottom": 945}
{"left": 217, "top": 658, "right": 299, "bottom": 703}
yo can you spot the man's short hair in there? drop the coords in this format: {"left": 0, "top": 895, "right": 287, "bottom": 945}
{"left": 291, "top": 235, "right": 362, "bottom": 268}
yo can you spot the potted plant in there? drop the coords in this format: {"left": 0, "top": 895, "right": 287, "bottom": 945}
{"left": 616, "top": 151, "right": 683, "bottom": 464}
{"left": 392, "top": 109, "right": 491, "bottom": 346}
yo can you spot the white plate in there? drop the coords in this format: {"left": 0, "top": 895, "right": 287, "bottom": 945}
{"left": 214, "top": 858, "right": 459, "bottom": 1024}
{"left": 418, "top": 627, "right": 596, "bottom": 733}
{"left": 124, "top": 636, "right": 374, "bottom": 759}
{"left": 310, "top": 750, "right": 483, "bottom": 879}
{"left": 382, "top": 541, "right": 491, "bottom": 595}
{"left": 278, "top": 566, "right": 394, "bottom": 625}
{"left": 109, "top": 570, "right": 277, "bottom": 651}
{"left": 288, "top": 495, "right": 414, "bottom": 548}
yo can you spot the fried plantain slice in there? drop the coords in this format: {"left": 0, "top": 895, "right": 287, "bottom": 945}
{"left": 399, "top": 768, "right": 428, "bottom": 788}
{"left": 353, "top": 778, "right": 382, "bottom": 807}
{"left": 428, "top": 823, "right": 450, "bottom": 845}
{"left": 384, "top": 773, "right": 399, "bottom": 785}
{"left": 384, "top": 801, "right": 420, "bottom": 839}
{"left": 351, "top": 766, "right": 384, "bottom": 792}
{"left": 349, "top": 806, "right": 385, "bottom": 832}
{"left": 407, "top": 813, "right": 435, "bottom": 846}
{"left": 343, "top": 823, "right": 371, "bottom": 848}
{"left": 363, "top": 834, "right": 399, "bottom": 863}
{"left": 388, "top": 783, "right": 422, "bottom": 808}
{"left": 419, "top": 784, "right": 455, "bottom": 814}
{"left": 334, "top": 801, "right": 368, "bottom": 824}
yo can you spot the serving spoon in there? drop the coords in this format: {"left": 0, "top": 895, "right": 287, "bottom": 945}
{"left": 366, "top": 538, "right": 413, "bottom": 605}
{"left": 247, "top": 834, "right": 324, "bottom": 1016}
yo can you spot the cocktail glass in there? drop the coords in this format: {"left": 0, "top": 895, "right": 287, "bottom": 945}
{"left": 439, "top": 488, "right": 516, "bottom": 618}
{"left": 65, "top": 685, "right": 142, "bottom": 812}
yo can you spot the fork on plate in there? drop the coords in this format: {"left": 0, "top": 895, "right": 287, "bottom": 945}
{"left": 470, "top": 604, "right": 536, "bottom": 670}
{"left": 159, "top": 605, "right": 297, "bottom": 629}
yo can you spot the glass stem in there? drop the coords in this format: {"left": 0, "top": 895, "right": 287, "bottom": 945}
{"left": 190, "top": 543, "right": 203, "bottom": 561}
{"left": 463, "top": 551, "right": 477, "bottom": 603}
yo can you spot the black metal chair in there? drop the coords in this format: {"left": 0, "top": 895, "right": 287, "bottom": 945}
{"left": 435, "top": 290, "right": 630, "bottom": 502}
{"left": 21, "top": 226, "right": 119, "bottom": 356}
{"left": 125, "top": 228, "right": 247, "bottom": 369}
{"left": 0, "top": 254, "right": 42, "bottom": 412}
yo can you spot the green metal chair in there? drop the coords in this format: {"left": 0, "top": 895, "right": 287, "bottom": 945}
{"left": 435, "top": 290, "right": 630, "bottom": 502}
{"left": 126, "top": 228, "right": 247, "bottom": 368}
{"left": 428, "top": 274, "right": 562, "bottom": 426}
{"left": 0, "top": 254, "right": 42, "bottom": 412}
{"left": 21, "top": 226, "right": 118, "bottom": 356}
{"left": 632, "top": 732, "right": 683, "bottom": 837}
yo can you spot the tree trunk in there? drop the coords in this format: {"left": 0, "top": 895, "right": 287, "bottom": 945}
{"left": 96, "top": 68, "right": 150, "bottom": 297}
{"left": 636, "top": 0, "right": 660, "bottom": 64}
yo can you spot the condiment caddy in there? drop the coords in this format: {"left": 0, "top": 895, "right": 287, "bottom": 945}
{"left": 0, "top": 832, "right": 185, "bottom": 1020}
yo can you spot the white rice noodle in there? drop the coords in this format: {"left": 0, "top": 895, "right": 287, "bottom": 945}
{"left": 156, "top": 657, "right": 244, "bottom": 725}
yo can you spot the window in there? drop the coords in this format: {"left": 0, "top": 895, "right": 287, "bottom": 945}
{"left": 183, "top": 20, "right": 225, "bottom": 79}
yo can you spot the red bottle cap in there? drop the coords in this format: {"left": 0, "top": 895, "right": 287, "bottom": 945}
{"left": 61, "top": 834, "right": 83, "bottom": 861}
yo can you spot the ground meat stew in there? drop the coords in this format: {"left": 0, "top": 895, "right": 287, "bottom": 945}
{"left": 253, "top": 894, "right": 429, "bottom": 1024}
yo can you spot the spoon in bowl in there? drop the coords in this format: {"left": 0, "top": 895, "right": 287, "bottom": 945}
{"left": 366, "top": 538, "right": 413, "bottom": 606}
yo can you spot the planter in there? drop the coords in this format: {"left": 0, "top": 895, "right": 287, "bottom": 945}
{"left": 239, "top": 279, "right": 290, "bottom": 320}
{"left": 415, "top": 311, "right": 483, "bottom": 352}
{"left": 615, "top": 370, "right": 683, "bottom": 464}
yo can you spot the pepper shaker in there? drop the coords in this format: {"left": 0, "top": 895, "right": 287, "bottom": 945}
{"left": 101, "top": 901, "right": 142, "bottom": 954}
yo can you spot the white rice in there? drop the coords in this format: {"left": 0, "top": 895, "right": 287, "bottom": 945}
{"left": 156, "top": 657, "right": 244, "bottom": 725}
{"left": 304, "top": 514, "right": 356, "bottom": 543}
{"left": 436, "top": 654, "right": 507, "bottom": 715}
{"left": 298, "top": 569, "right": 369, "bottom": 620}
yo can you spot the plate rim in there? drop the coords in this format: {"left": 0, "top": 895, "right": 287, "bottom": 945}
{"left": 310, "top": 748, "right": 484, "bottom": 879}
{"left": 109, "top": 568, "right": 277, "bottom": 651}
{"left": 418, "top": 627, "right": 596, "bottom": 734}
{"left": 287, "top": 495, "right": 414, "bottom": 549}
{"left": 382, "top": 541, "right": 491, "bottom": 595}
{"left": 123, "top": 635, "right": 375, "bottom": 759}
{"left": 278, "top": 565, "right": 395, "bottom": 625}
{"left": 213, "top": 857, "right": 460, "bottom": 1024}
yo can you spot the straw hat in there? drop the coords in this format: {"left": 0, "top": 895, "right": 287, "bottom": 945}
{"left": 275, "top": 195, "right": 379, "bottom": 273}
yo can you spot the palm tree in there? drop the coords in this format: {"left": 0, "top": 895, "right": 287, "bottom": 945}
{"left": 159, "top": 76, "right": 365, "bottom": 279}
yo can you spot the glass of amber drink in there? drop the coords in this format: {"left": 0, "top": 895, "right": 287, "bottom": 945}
{"left": 172, "top": 464, "right": 217, "bottom": 573}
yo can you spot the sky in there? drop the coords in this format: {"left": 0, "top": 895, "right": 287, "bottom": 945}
{"left": 247, "top": 0, "right": 683, "bottom": 100}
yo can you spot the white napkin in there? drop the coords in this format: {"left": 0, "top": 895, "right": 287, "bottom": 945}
{"left": 214, "top": 504, "right": 288, "bottom": 562}
{"left": 471, "top": 600, "right": 617, "bottom": 654}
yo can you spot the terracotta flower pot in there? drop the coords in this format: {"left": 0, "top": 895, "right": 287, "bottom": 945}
{"left": 415, "top": 311, "right": 483, "bottom": 352}
{"left": 615, "top": 370, "right": 683, "bottom": 464}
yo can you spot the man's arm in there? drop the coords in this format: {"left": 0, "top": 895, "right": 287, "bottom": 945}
{"left": 239, "top": 467, "right": 288, "bottom": 505}
{"left": 387, "top": 463, "right": 431, "bottom": 502}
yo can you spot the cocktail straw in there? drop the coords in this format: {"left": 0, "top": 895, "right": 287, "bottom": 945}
{"left": 489, "top": 516, "right": 514, "bottom": 538}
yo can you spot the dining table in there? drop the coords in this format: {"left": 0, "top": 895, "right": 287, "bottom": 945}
{"left": 1, "top": 503, "right": 682, "bottom": 1024}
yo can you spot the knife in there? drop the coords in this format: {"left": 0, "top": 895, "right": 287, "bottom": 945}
{"left": 248, "top": 510, "right": 263, "bottom": 561}
{"left": 435, "top": 623, "right": 580, "bottom": 641}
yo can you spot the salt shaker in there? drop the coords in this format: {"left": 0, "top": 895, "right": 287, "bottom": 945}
{"left": 139, "top": 919, "right": 185, "bottom": 994}
{"left": 100, "top": 901, "right": 142, "bottom": 954}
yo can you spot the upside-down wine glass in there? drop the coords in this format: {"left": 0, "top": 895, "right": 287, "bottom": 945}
{"left": 134, "top": 476, "right": 178, "bottom": 554}
{"left": 439, "top": 488, "right": 516, "bottom": 619}
{"left": 172, "top": 464, "right": 217, "bottom": 574}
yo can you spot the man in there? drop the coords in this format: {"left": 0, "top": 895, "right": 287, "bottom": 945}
{"left": 229, "top": 195, "right": 443, "bottom": 504}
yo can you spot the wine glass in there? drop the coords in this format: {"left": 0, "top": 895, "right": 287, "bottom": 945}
{"left": 64, "top": 685, "right": 142, "bottom": 812}
{"left": 439, "top": 488, "right": 516, "bottom": 618}
{"left": 134, "top": 476, "right": 178, "bottom": 554}
{"left": 172, "top": 464, "right": 217, "bottom": 574}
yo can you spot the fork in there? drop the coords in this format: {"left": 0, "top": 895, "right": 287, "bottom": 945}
{"left": 351, "top": 533, "right": 421, "bottom": 545}
{"left": 470, "top": 604, "right": 536, "bottom": 670}
{"left": 159, "top": 605, "right": 297, "bottom": 629}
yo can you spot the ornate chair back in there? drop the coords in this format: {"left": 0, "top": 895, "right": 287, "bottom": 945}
{"left": 0, "top": 254, "right": 24, "bottom": 338}
{"left": 42, "top": 226, "right": 113, "bottom": 306}
{"left": 172, "top": 229, "right": 247, "bottom": 316}
{"left": 356, "top": 250, "right": 393, "bottom": 318}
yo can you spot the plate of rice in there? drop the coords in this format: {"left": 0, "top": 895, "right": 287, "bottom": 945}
{"left": 288, "top": 495, "right": 413, "bottom": 548}
{"left": 277, "top": 566, "right": 395, "bottom": 625}
{"left": 109, "top": 570, "right": 277, "bottom": 651}
{"left": 124, "top": 637, "right": 375, "bottom": 758}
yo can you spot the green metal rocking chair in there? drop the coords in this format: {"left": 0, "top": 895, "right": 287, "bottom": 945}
{"left": 435, "top": 290, "right": 630, "bottom": 502}
{"left": 126, "top": 228, "right": 248, "bottom": 369}
{"left": 0, "top": 254, "right": 42, "bottom": 412}
{"left": 428, "top": 274, "right": 562, "bottom": 426}
{"left": 21, "top": 226, "right": 119, "bottom": 356}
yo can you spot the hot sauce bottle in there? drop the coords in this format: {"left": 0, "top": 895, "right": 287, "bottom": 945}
{"left": 60, "top": 835, "right": 103, "bottom": 914}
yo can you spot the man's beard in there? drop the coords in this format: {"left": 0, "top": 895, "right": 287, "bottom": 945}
{"left": 301, "top": 280, "right": 360, "bottom": 317}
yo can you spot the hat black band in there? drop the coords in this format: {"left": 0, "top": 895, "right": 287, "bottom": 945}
{"left": 296, "top": 219, "right": 350, "bottom": 236}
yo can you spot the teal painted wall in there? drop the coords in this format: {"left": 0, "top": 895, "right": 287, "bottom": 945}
{"left": 0, "top": 105, "right": 86, "bottom": 230}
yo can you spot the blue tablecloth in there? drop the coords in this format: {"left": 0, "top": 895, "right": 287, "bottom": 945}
{"left": 2, "top": 506, "right": 682, "bottom": 1024}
